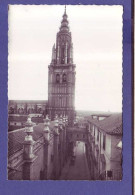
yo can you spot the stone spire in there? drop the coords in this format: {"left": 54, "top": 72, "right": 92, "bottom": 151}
{"left": 51, "top": 44, "right": 56, "bottom": 63}
{"left": 59, "top": 6, "right": 69, "bottom": 32}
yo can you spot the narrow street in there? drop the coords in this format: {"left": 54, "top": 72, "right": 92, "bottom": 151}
{"left": 60, "top": 141, "right": 90, "bottom": 180}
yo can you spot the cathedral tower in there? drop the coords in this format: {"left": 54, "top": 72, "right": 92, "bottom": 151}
{"left": 48, "top": 7, "right": 76, "bottom": 125}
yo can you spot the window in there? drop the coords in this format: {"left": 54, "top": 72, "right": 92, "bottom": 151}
{"left": 97, "top": 130, "right": 99, "bottom": 141}
{"left": 67, "top": 48, "right": 69, "bottom": 63}
{"left": 63, "top": 74, "right": 66, "bottom": 82}
{"left": 103, "top": 134, "right": 106, "bottom": 150}
{"left": 56, "top": 74, "right": 60, "bottom": 83}
{"left": 90, "top": 124, "right": 92, "bottom": 131}
{"left": 61, "top": 48, "right": 65, "bottom": 64}
{"left": 94, "top": 127, "right": 95, "bottom": 136}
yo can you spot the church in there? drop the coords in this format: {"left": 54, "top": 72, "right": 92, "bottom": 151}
{"left": 8, "top": 7, "right": 122, "bottom": 181}
{"left": 48, "top": 6, "right": 76, "bottom": 124}
{"left": 8, "top": 6, "right": 76, "bottom": 127}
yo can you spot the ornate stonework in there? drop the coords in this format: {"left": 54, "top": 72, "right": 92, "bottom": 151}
{"left": 48, "top": 7, "right": 76, "bottom": 125}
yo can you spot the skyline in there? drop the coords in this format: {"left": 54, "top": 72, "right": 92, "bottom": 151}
{"left": 8, "top": 5, "right": 123, "bottom": 112}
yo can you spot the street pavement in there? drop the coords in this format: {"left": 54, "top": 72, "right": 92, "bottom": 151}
{"left": 60, "top": 141, "right": 90, "bottom": 180}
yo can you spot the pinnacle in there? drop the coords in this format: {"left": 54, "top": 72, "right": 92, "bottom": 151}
{"left": 59, "top": 5, "right": 69, "bottom": 32}
{"left": 64, "top": 5, "right": 66, "bottom": 14}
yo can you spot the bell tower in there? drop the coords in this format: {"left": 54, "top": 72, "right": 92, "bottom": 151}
{"left": 48, "top": 6, "right": 76, "bottom": 125}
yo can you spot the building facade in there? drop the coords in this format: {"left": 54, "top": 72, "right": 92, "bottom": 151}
{"left": 8, "top": 100, "right": 47, "bottom": 115}
{"left": 48, "top": 7, "right": 76, "bottom": 125}
{"left": 8, "top": 100, "right": 47, "bottom": 131}
{"left": 86, "top": 113, "right": 122, "bottom": 180}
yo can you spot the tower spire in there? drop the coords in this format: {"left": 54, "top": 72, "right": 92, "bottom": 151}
{"left": 48, "top": 8, "right": 76, "bottom": 124}
{"left": 64, "top": 5, "right": 66, "bottom": 14}
{"left": 59, "top": 5, "right": 69, "bottom": 32}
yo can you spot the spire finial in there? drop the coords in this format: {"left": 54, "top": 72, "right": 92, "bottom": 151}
{"left": 64, "top": 5, "right": 66, "bottom": 14}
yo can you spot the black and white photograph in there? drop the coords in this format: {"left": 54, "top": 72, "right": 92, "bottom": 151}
{"left": 8, "top": 5, "right": 123, "bottom": 180}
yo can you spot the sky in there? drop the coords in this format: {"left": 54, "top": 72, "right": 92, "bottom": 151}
{"left": 8, "top": 5, "right": 123, "bottom": 112}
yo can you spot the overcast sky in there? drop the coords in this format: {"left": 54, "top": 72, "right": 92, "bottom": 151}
{"left": 8, "top": 5, "right": 123, "bottom": 112}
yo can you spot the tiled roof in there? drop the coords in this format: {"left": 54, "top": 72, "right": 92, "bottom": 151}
{"left": 88, "top": 113, "right": 122, "bottom": 135}
{"left": 111, "top": 124, "right": 122, "bottom": 135}
{"left": 8, "top": 128, "right": 26, "bottom": 157}
{"left": 8, "top": 121, "right": 56, "bottom": 157}
{"left": 8, "top": 124, "right": 44, "bottom": 157}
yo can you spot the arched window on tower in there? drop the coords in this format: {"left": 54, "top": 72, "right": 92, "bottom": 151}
{"left": 61, "top": 47, "right": 65, "bottom": 64}
{"left": 63, "top": 74, "right": 66, "bottom": 83}
{"left": 67, "top": 48, "right": 70, "bottom": 63}
{"left": 56, "top": 74, "right": 60, "bottom": 83}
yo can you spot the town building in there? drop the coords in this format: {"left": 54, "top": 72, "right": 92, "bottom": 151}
{"left": 86, "top": 113, "right": 122, "bottom": 180}
{"left": 8, "top": 100, "right": 47, "bottom": 131}
{"left": 8, "top": 100, "right": 47, "bottom": 115}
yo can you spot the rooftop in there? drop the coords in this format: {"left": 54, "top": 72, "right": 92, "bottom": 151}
{"left": 87, "top": 113, "right": 122, "bottom": 135}
{"left": 8, "top": 121, "right": 56, "bottom": 157}
{"left": 9, "top": 100, "right": 48, "bottom": 105}
{"left": 8, "top": 124, "right": 44, "bottom": 157}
